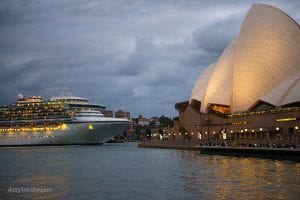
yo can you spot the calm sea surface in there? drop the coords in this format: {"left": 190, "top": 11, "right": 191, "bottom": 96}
{"left": 0, "top": 142, "right": 299, "bottom": 200}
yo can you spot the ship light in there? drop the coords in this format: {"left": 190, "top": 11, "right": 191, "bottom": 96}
{"left": 61, "top": 124, "right": 68, "bottom": 130}
{"left": 88, "top": 124, "right": 94, "bottom": 130}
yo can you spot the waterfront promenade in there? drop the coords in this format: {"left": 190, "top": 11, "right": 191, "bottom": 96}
{"left": 138, "top": 140, "right": 300, "bottom": 162}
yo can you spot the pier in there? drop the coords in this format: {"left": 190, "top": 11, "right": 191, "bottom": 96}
{"left": 138, "top": 140, "right": 300, "bottom": 162}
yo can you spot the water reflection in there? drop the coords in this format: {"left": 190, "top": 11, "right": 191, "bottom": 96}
{"left": 0, "top": 147, "right": 71, "bottom": 200}
{"left": 4, "top": 175, "right": 69, "bottom": 200}
{"left": 179, "top": 151, "right": 300, "bottom": 199}
{"left": 0, "top": 144, "right": 299, "bottom": 200}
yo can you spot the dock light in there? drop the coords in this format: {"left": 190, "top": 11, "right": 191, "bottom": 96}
{"left": 295, "top": 126, "right": 299, "bottom": 130}
{"left": 88, "top": 124, "right": 94, "bottom": 130}
{"left": 276, "top": 127, "right": 280, "bottom": 131}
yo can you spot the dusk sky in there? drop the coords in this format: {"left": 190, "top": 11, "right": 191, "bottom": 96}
{"left": 1, "top": 0, "right": 299, "bottom": 118}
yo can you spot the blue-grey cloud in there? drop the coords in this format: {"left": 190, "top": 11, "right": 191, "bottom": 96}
{"left": 0, "top": 0, "right": 299, "bottom": 117}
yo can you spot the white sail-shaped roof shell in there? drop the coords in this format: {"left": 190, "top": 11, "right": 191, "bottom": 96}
{"left": 261, "top": 71, "right": 300, "bottom": 106}
{"left": 232, "top": 4, "right": 300, "bottom": 112}
{"left": 281, "top": 77, "right": 300, "bottom": 106}
{"left": 201, "top": 41, "right": 236, "bottom": 112}
{"left": 189, "top": 4, "right": 300, "bottom": 113}
{"left": 190, "top": 63, "right": 216, "bottom": 106}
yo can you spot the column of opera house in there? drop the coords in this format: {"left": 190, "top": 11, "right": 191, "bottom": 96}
{"left": 174, "top": 4, "right": 300, "bottom": 146}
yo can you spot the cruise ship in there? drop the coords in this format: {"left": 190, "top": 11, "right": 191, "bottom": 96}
{"left": 0, "top": 92, "right": 130, "bottom": 146}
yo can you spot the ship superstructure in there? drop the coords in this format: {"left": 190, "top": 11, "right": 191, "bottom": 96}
{"left": 0, "top": 93, "right": 129, "bottom": 146}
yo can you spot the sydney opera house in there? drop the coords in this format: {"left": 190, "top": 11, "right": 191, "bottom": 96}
{"left": 175, "top": 4, "right": 300, "bottom": 144}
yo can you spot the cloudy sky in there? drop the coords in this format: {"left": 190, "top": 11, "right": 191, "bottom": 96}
{"left": 0, "top": 0, "right": 299, "bottom": 118}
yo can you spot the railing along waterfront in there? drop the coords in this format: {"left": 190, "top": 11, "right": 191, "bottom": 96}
{"left": 138, "top": 138, "right": 300, "bottom": 149}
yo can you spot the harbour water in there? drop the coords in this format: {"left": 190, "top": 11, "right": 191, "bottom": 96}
{"left": 0, "top": 142, "right": 299, "bottom": 200}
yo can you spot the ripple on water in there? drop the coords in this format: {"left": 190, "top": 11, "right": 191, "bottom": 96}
{"left": 0, "top": 144, "right": 299, "bottom": 200}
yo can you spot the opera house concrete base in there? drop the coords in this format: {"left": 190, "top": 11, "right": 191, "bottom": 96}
{"left": 175, "top": 4, "right": 300, "bottom": 147}
{"left": 175, "top": 101, "right": 300, "bottom": 145}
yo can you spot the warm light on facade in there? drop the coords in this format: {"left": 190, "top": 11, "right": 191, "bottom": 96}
{"left": 276, "top": 118, "right": 296, "bottom": 122}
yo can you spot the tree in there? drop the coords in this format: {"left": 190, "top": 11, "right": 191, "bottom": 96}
{"left": 159, "top": 115, "right": 173, "bottom": 127}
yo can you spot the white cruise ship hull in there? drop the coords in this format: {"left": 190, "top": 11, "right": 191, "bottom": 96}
{"left": 0, "top": 121, "right": 128, "bottom": 146}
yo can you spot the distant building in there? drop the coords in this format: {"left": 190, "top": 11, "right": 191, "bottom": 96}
{"left": 149, "top": 117, "right": 160, "bottom": 127}
{"left": 137, "top": 115, "right": 150, "bottom": 126}
{"left": 115, "top": 109, "right": 130, "bottom": 119}
{"left": 102, "top": 110, "right": 113, "bottom": 118}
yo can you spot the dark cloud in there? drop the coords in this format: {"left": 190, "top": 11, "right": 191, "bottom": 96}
{"left": 0, "top": 0, "right": 299, "bottom": 117}
{"left": 192, "top": 14, "right": 242, "bottom": 54}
